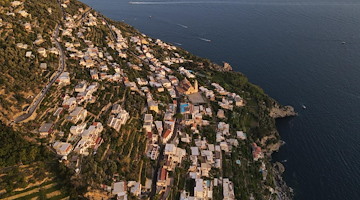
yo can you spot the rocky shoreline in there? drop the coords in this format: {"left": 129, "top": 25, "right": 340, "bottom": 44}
{"left": 270, "top": 104, "right": 297, "bottom": 119}
{"left": 214, "top": 62, "right": 296, "bottom": 199}
{"left": 268, "top": 104, "right": 296, "bottom": 199}
{"left": 273, "top": 161, "right": 294, "bottom": 199}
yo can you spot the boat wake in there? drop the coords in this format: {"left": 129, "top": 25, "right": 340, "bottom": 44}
{"left": 198, "top": 37, "right": 211, "bottom": 42}
{"left": 173, "top": 42, "right": 182, "bottom": 46}
{"left": 177, "top": 23, "right": 188, "bottom": 28}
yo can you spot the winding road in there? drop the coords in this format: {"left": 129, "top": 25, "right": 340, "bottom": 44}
{"left": 15, "top": 26, "right": 65, "bottom": 123}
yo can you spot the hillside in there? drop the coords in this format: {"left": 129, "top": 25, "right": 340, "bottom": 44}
{"left": 0, "top": 0, "right": 63, "bottom": 123}
{"left": 0, "top": 0, "right": 294, "bottom": 199}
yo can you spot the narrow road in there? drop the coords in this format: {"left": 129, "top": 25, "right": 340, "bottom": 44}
{"left": 14, "top": 2, "right": 91, "bottom": 123}
{"left": 15, "top": 25, "right": 65, "bottom": 123}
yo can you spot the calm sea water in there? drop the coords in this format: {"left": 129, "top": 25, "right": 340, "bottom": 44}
{"left": 81, "top": 0, "right": 360, "bottom": 199}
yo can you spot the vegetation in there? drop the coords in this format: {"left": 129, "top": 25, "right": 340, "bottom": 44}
{"left": 0, "top": 0, "right": 287, "bottom": 199}
{"left": 0, "top": 122, "right": 51, "bottom": 167}
{"left": 0, "top": 0, "right": 61, "bottom": 123}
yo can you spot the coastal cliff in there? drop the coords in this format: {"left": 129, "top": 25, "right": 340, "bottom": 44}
{"left": 266, "top": 104, "right": 296, "bottom": 199}
{"left": 270, "top": 104, "right": 297, "bottom": 119}
{"left": 273, "top": 162, "right": 294, "bottom": 199}
{"left": 0, "top": 0, "right": 296, "bottom": 199}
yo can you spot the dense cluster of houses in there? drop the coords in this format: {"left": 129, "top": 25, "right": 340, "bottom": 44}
{"left": 44, "top": 78, "right": 104, "bottom": 157}
{"left": 31, "top": 2, "right": 271, "bottom": 198}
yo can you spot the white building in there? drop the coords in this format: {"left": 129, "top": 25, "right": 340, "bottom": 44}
{"left": 56, "top": 72, "right": 70, "bottom": 85}
{"left": 143, "top": 114, "right": 153, "bottom": 132}
{"left": 53, "top": 141, "right": 73, "bottom": 156}
{"left": 223, "top": 178, "right": 235, "bottom": 200}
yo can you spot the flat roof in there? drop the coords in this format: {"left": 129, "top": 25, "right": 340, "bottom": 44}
{"left": 39, "top": 123, "right": 53, "bottom": 132}
{"left": 187, "top": 92, "right": 206, "bottom": 104}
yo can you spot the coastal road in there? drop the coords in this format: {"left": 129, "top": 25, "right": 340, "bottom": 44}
{"left": 15, "top": 2, "right": 93, "bottom": 123}
{"left": 15, "top": 25, "right": 65, "bottom": 123}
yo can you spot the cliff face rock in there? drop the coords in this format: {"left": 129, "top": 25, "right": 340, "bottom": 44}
{"left": 270, "top": 105, "right": 297, "bottom": 119}
{"left": 223, "top": 62, "right": 233, "bottom": 71}
{"left": 274, "top": 162, "right": 286, "bottom": 174}
{"left": 260, "top": 134, "right": 282, "bottom": 155}
{"left": 207, "top": 62, "right": 233, "bottom": 72}
{"left": 273, "top": 162, "right": 293, "bottom": 199}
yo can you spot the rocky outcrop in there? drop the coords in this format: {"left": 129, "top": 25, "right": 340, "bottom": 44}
{"left": 260, "top": 126, "right": 293, "bottom": 199}
{"left": 270, "top": 104, "right": 297, "bottom": 119}
{"left": 260, "top": 134, "right": 283, "bottom": 155}
{"left": 222, "top": 62, "right": 233, "bottom": 71}
{"left": 206, "top": 62, "right": 233, "bottom": 72}
{"left": 273, "top": 162, "right": 293, "bottom": 200}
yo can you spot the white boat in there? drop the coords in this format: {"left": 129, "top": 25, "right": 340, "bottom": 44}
{"left": 302, "top": 105, "right": 307, "bottom": 109}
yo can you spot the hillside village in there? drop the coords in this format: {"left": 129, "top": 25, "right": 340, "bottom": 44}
{"left": 0, "top": 0, "right": 294, "bottom": 200}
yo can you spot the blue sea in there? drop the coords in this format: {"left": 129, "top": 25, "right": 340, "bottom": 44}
{"left": 80, "top": 0, "right": 360, "bottom": 199}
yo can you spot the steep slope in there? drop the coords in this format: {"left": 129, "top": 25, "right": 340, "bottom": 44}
{"left": 0, "top": 0, "right": 295, "bottom": 199}
{"left": 0, "top": 0, "right": 62, "bottom": 123}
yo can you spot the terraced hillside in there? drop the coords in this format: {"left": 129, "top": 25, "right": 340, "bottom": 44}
{"left": 0, "top": 0, "right": 294, "bottom": 199}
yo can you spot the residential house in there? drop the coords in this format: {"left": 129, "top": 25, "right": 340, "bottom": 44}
{"left": 223, "top": 178, "right": 235, "bottom": 200}
{"left": 128, "top": 181, "right": 141, "bottom": 197}
{"left": 136, "top": 78, "right": 148, "bottom": 86}
{"left": 162, "top": 121, "right": 175, "bottom": 143}
{"left": 90, "top": 69, "right": 99, "bottom": 80}
{"left": 25, "top": 51, "right": 32, "bottom": 58}
{"left": 163, "top": 144, "right": 186, "bottom": 171}
{"left": 147, "top": 144, "right": 160, "bottom": 160}
{"left": 75, "top": 82, "right": 87, "bottom": 93}
{"left": 113, "top": 181, "right": 128, "bottom": 200}
{"left": 70, "top": 123, "right": 87, "bottom": 135}
{"left": 37, "top": 48, "right": 47, "bottom": 57}
{"left": 237, "top": 131, "right": 247, "bottom": 140}
{"left": 53, "top": 141, "right": 73, "bottom": 157}
{"left": 74, "top": 122, "right": 103, "bottom": 155}
{"left": 200, "top": 163, "right": 212, "bottom": 177}
{"left": 147, "top": 100, "right": 159, "bottom": 113}
{"left": 252, "top": 143, "right": 264, "bottom": 161}
{"left": 154, "top": 121, "right": 163, "bottom": 134}
{"left": 156, "top": 167, "right": 170, "bottom": 189}
{"left": 143, "top": 114, "right": 153, "bottom": 132}
{"left": 217, "top": 109, "right": 225, "bottom": 119}
{"left": 107, "top": 109, "right": 130, "bottom": 131}
{"left": 56, "top": 72, "right": 70, "bottom": 85}
{"left": 38, "top": 122, "right": 54, "bottom": 137}
{"left": 40, "top": 63, "right": 47, "bottom": 70}
{"left": 62, "top": 97, "right": 77, "bottom": 111}
{"left": 67, "top": 107, "right": 87, "bottom": 124}
{"left": 168, "top": 75, "right": 179, "bottom": 85}
{"left": 234, "top": 95, "right": 245, "bottom": 107}
{"left": 194, "top": 179, "right": 206, "bottom": 199}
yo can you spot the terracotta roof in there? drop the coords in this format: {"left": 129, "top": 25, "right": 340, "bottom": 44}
{"left": 162, "top": 129, "right": 172, "bottom": 139}
{"left": 147, "top": 132, "right": 152, "bottom": 139}
{"left": 160, "top": 168, "right": 167, "bottom": 180}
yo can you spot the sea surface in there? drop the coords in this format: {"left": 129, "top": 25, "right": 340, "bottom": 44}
{"left": 80, "top": 0, "right": 360, "bottom": 199}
